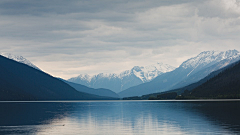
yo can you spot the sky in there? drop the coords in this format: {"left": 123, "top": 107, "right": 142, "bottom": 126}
{"left": 1, "top": 0, "right": 240, "bottom": 79}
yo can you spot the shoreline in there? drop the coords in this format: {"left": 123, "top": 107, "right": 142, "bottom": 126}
{"left": 0, "top": 99, "right": 240, "bottom": 102}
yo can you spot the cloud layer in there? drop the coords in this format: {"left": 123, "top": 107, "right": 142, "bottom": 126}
{"left": 1, "top": 0, "right": 240, "bottom": 79}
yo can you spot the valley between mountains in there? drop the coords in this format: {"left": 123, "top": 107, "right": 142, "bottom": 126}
{"left": 1, "top": 49, "right": 240, "bottom": 100}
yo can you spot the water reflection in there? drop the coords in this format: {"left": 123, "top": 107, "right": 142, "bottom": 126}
{"left": 0, "top": 101, "right": 239, "bottom": 135}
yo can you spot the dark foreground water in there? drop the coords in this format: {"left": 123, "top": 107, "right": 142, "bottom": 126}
{"left": 0, "top": 100, "right": 240, "bottom": 135}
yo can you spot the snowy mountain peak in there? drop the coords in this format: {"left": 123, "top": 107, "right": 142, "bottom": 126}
{"left": 76, "top": 74, "right": 92, "bottom": 82}
{"left": 221, "top": 49, "right": 239, "bottom": 59}
{"left": 131, "top": 66, "right": 142, "bottom": 72}
{"left": 181, "top": 50, "right": 240, "bottom": 69}
{"left": 129, "top": 63, "right": 176, "bottom": 82}
{"left": 0, "top": 53, "right": 41, "bottom": 70}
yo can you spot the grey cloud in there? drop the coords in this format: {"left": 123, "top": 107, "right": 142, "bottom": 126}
{"left": 0, "top": 0, "right": 191, "bottom": 15}
{"left": 196, "top": 0, "right": 240, "bottom": 18}
{"left": 1, "top": 0, "right": 240, "bottom": 78}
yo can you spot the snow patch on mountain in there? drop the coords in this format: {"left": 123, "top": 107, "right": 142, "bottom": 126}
{"left": 97, "top": 73, "right": 119, "bottom": 79}
{"left": 0, "top": 53, "right": 41, "bottom": 70}
{"left": 75, "top": 74, "right": 92, "bottom": 82}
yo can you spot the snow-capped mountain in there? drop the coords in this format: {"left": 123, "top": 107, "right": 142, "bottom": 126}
{"left": 120, "top": 63, "right": 176, "bottom": 82}
{"left": 68, "top": 63, "right": 176, "bottom": 93}
{"left": 181, "top": 50, "right": 240, "bottom": 76}
{"left": 118, "top": 50, "right": 240, "bottom": 98}
{"left": 170, "top": 50, "right": 240, "bottom": 90}
{"left": 0, "top": 53, "right": 41, "bottom": 70}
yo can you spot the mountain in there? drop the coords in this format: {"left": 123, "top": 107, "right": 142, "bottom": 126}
{"left": 169, "top": 57, "right": 240, "bottom": 90}
{"left": 0, "top": 55, "right": 113, "bottom": 101}
{"left": 135, "top": 60, "right": 236, "bottom": 100}
{"left": 60, "top": 79, "right": 120, "bottom": 98}
{"left": 180, "top": 60, "right": 240, "bottom": 99}
{"left": 68, "top": 63, "right": 175, "bottom": 93}
{"left": 119, "top": 50, "right": 240, "bottom": 98}
{"left": 0, "top": 53, "right": 41, "bottom": 70}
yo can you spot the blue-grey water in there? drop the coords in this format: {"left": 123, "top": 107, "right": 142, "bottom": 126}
{"left": 0, "top": 100, "right": 240, "bottom": 135}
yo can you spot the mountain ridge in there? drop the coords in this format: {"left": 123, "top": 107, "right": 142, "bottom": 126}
{"left": 118, "top": 50, "right": 240, "bottom": 98}
{"left": 0, "top": 53, "right": 41, "bottom": 71}
{"left": 0, "top": 55, "right": 114, "bottom": 100}
{"left": 68, "top": 62, "right": 176, "bottom": 93}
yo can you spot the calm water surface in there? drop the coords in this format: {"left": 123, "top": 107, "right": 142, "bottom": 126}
{"left": 0, "top": 100, "right": 240, "bottom": 135}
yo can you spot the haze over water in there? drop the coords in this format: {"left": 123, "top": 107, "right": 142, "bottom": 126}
{"left": 0, "top": 101, "right": 240, "bottom": 135}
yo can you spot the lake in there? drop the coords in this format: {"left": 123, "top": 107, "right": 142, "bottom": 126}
{"left": 0, "top": 100, "right": 240, "bottom": 135}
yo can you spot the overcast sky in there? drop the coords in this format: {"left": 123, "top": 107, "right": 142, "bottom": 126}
{"left": 1, "top": 0, "right": 240, "bottom": 79}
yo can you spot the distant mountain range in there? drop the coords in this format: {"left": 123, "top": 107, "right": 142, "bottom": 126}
{"left": 1, "top": 49, "right": 240, "bottom": 100}
{"left": 119, "top": 50, "right": 240, "bottom": 98}
{"left": 0, "top": 55, "right": 117, "bottom": 100}
{"left": 68, "top": 63, "right": 176, "bottom": 93}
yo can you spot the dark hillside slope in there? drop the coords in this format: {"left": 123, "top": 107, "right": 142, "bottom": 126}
{"left": 62, "top": 80, "right": 120, "bottom": 98}
{"left": 0, "top": 56, "right": 107, "bottom": 100}
{"left": 186, "top": 61, "right": 240, "bottom": 98}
